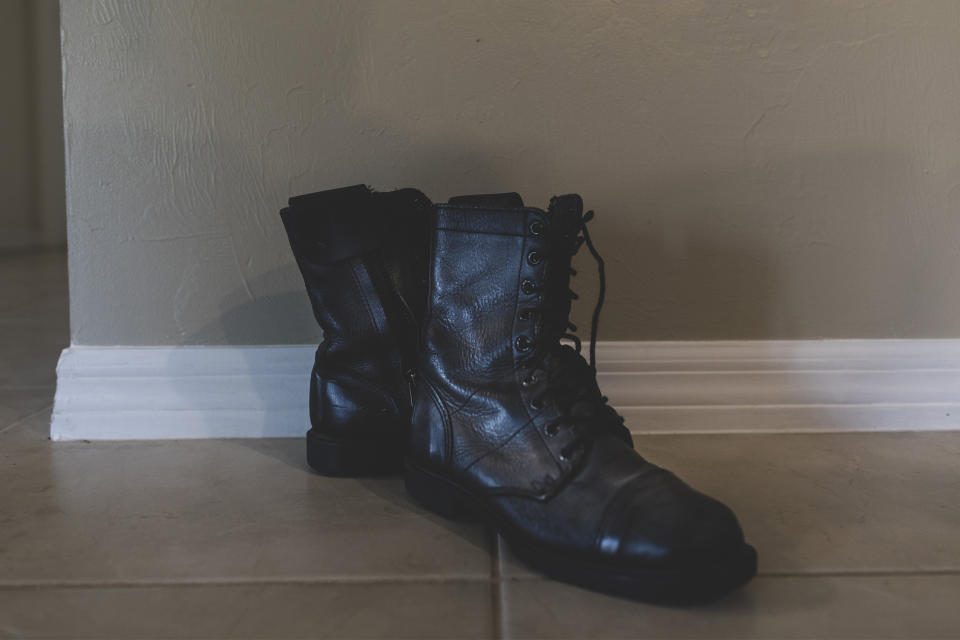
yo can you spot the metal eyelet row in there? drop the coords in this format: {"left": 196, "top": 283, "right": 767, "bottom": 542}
{"left": 516, "top": 215, "right": 546, "bottom": 358}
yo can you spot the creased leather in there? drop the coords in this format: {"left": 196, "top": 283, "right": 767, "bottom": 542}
{"left": 416, "top": 204, "right": 569, "bottom": 498}
{"left": 411, "top": 195, "right": 751, "bottom": 567}
{"left": 281, "top": 185, "right": 431, "bottom": 440}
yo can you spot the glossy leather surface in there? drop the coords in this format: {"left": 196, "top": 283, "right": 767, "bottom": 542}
{"left": 411, "top": 195, "right": 752, "bottom": 569}
{"left": 281, "top": 185, "right": 431, "bottom": 441}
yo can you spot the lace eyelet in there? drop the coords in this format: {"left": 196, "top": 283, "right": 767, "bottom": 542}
{"left": 528, "top": 220, "right": 544, "bottom": 237}
{"left": 527, "top": 251, "right": 542, "bottom": 266}
{"left": 530, "top": 397, "right": 544, "bottom": 410}
{"left": 545, "top": 424, "right": 558, "bottom": 437}
{"left": 515, "top": 336, "right": 533, "bottom": 352}
{"left": 520, "top": 375, "right": 536, "bottom": 388}
{"left": 521, "top": 279, "right": 537, "bottom": 295}
{"left": 519, "top": 310, "right": 532, "bottom": 321}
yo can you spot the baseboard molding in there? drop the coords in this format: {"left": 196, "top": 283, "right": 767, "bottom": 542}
{"left": 51, "top": 341, "right": 960, "bottom": 440}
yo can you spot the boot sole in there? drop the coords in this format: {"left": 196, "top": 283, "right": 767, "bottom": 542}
{"left": 306, "top": 428, "right": 404, "bottom": 477}
{"left": 405, "top": 458, "right": 757, "bottom": 604}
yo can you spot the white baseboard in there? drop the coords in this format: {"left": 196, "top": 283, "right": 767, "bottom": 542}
{"left": 51, "top": 341, "right": 960, "bottom": 440}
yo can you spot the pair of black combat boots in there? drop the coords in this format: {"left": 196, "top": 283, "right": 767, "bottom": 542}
{"left": 280, "top": 185, "right": 756, "bottom": 604}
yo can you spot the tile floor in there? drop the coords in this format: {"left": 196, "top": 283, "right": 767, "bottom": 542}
{"left": 1, "top": 251, "right": 959, "bottom": 638}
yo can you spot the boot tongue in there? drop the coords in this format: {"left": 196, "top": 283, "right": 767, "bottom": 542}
{"left": 541, "top": 193, "right": 585, "bottom": 314}
{"left": 531, "top": 194, "right": 585, "bottom": 372}
{"left": 546, "top": 194, "right": 583, "bottom": 231}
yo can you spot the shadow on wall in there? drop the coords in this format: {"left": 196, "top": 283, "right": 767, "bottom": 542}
{"left": 168, "top": 131, "right": 921, "bottom": 447}
{"left": 170, "top": 146, "right": 919, "bottom": 436}
{"left": 185, "top": 264, "right": 317, "bottom": 347}
{"left": 171, "top": 264, "right": 316, "bottom": 443}
{"left": 168, "top": 143, "right": 522, "bottom": 442}
{"left": 182, "top": 130, "right": 785, "bottom": 346}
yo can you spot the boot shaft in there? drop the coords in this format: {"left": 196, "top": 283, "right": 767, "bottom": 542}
{"left": 413, "top": 198, "right": 589, "bottom": 496}
{"left": 281, "top": 185, "right": 431, "bottom": 431}
{"left": 405, "top": 194, "right": 757, "bottom": 603}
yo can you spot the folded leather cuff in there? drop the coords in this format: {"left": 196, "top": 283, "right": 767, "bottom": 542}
{"left": 281, "top": 184, "right": 386, "bottom": 264}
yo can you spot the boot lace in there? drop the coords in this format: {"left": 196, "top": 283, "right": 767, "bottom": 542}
{"left": 518, "top": 207, "right": 627, "bottom": 460}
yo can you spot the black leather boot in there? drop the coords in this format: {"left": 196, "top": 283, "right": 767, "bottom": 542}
{"left": 280, "top": 186, "right": 532, "bottom": 476}
{"left": 280, "top": 185, "right": 431, "bottom": 476}
{"left": 406, "top": 194, "right": 757, "bottom": 603}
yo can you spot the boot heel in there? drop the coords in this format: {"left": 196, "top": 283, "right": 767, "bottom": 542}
{"left": 306, "top": 428, "right": 404, "bottom": 477}
{"left": 404, "top": 461, "right": 469, "bottom": 519}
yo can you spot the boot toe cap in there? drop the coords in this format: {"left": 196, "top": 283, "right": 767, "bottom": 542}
{"left": 597, "top": 469, "right": 749, "bottom": 568}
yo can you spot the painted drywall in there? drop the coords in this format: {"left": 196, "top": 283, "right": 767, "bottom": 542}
{"left": 62, "top": 0, "right": 960, "bottom": 345}
{"left": 32, "top": 0, "right": 68, "bottom": 249}
{"left": 0, "top": 0, "right": 65, "bottom": 251}
{"left": 0, "top": 0, "right": 36, "bottom": 250}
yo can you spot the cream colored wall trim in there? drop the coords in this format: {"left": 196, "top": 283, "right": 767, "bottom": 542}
{"left": 51, "top": 341, "right": 960, "bottom": 440}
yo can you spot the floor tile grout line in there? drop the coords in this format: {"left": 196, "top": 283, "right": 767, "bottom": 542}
{"left": 0, "top": 402, "right": 53, "bottom": 437}
{"left": 755, "top": 568, "right": 960, "bottom": 578}
{"left": 495, "top": 568, "right": 960, "bottom": 582}
{"left": 2, "top": 569, "right": 960, "bottom": 593}
{"left": 0, "top": 575, "right": 499, "bottom": 590}
{"left": 490, "top": 532, "right": 504, "bottom": 640}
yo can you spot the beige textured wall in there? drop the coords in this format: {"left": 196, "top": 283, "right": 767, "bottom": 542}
{"left": 33, "top": 0, "right": 68, "bottom": 249}
{"left": 0, "top": 0, "right": 65, "bottom": 252}
{"left": 0, "top": 0, "right": 36, "bottom": 250}
{"left": 62, "top": 0, "right": 960, "bottom": 345}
